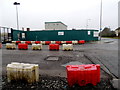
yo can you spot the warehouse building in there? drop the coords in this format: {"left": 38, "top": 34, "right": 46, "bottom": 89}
{"left": 45, "top": 21, "right": 67, "bottom": 30}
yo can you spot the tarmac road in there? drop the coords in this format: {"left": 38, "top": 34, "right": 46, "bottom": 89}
{"left": 0, "top": 38, "right": 118, "bottom": 90}
{"left": 1, "top": 38, "right": 118, "bottom": 78}
{"left": 79, "top": 38, "right": 118, "bottom": 78}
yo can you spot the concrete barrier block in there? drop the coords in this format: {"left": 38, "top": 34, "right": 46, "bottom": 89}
{"left": 72, "top": 41, "right": 78, "bottom": 44}
{"left": 41, "top": 41, "right": 45, "bottom": 45}
{"left": 11, "top": 41, "right": 16, "bottom": 44}
{"left": 61, "top": 41, "right": 66, "bottom": 44}
{"left": 62, "top": 44, "right": 73, "bottom": 51}
{"left": 7, "top": 62, "right": 39, "bottom": 83}
{"left": 31, "top": 41, "right": 35, "bottom": 44}
{"left": 32, "top": 44, "right": 42, "bottom": 50}
{"left": 21, "top": 41, "right": 25, "bottom": 44}
{"left": 6, "top": 43, "right": 16, "bottom": 49}
{"left": 51, "top": 41, "right": 56, "bottom": 44}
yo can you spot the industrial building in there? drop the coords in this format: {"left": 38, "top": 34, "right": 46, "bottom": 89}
{"left": 45, "top": 21, "right": 67, "bottom": 30}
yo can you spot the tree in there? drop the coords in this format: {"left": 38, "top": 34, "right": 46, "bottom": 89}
{"left": 100, "top": 27, "right": 110, "bottom": 37}
{"left": 99, "top": 27, "right": 116, "bottom": 37}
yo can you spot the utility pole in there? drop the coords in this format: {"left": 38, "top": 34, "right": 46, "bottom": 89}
{"left": 100, "top": 0, "right": 102, "bottom": 40}
{"left": 13, "top": 2, "right": 20, "bottom": 30}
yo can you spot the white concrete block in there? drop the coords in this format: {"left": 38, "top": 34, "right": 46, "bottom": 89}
{"left": 51, "top": 41, "right": 56, "bottom": 44}
{"left": 6, "top": 43, "right": 16, "bottom": 49}
{"left": 31, "top": 41, "right": 35, "bottom": 44}
{"left": 41, "top": 41, "right": 45, "bottom": 45}
{"left": 61, "top": 41, "right": 66, "bottom": 44}
{"left": 62, "top": 44, "right": 73, "bottom": 51}
{"left": 12, "top": 41, "right": 16, "bottom": 44}
{"left": 32, "top": 44, "right": 42, "bottom": 50}
{"left": 72, "top": 41, "right": 78, "bottom": 44}
{"left": 7, "top": 62, "right": 39, "bottom": 83}
{"left": 21, "top": 41, "right": 25, "bottom": 43}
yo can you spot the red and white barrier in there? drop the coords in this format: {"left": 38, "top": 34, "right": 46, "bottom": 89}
{"left": 49, "top": 44, "right": 59, "bottom": 50}
{"left": 16, "top": 41, "right": 21, "bottom": 44}
{"left": 11, "top": 40, "right": 86, "bottom": 46}
{"left": 72, "top": 41, "right": 78, "bottom": 44}
{"left": 25, "top": 41, "right": 31, "bottom": 44}
{"left": 35, "top": 41, "right": 41, "bottom": 44}
{"left": 18, "top": 43, "right": 28, "bottom": 50}
{"left": 66, "top": 64, "right": 100, "bottom": 87}
{"left": 78, "top": 40, "right": 85, "bottom": 44}
{"left": 66, "top": 41, "right": 72, "bottom": 44}
{"left": 55, "top": 41, "right": 62, "bottom": 44}
{"left": 61, "top": 41, "right": 66, "bottom": 44}
{"left": 45, "top": 41, "right": 51, "bottom": 45}
{"left": 41, "top": 41, "right": 45, "bottom": 45}
{"left": 51, "top": 41, "right": 56, "bottom": 44}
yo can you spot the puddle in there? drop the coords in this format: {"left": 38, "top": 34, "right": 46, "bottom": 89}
{"left": 104, "top": 41, "right": 114, "bottom": 43}
{"left": 109, "top": 41, "right": 118, "bottom": 44}
{"left": 61, "top": 61, "right": 84, "bottom": 67}
{"left": 94, "top": 40, "right": 117, "bottom": 45}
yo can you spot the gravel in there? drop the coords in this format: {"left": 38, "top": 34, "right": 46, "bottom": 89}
{"left": 1, "top": 75, "right": 115, "bottom": 90}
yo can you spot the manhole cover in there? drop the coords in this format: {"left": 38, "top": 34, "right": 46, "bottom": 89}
{"left": 45, "top": 56, "right": 60, "bottom": 61}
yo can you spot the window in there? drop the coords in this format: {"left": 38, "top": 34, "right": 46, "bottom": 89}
{"left": 22, "top": 33, "right": 25, "bottom": 38}
{"left": 94, "top": 31, "right": 99, "bottom": 37}
{"left": 58, "top": 32, "right": 64, "bottom": 35}
{"left": 88, "top": 31, "right": 91, "bottom": 35}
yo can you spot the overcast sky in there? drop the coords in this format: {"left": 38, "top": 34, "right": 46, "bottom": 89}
{"left": 0, "top": 0, "right": 119, "bottom": 30}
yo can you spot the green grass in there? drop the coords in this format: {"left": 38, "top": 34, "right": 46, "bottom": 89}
{"left": 102, "top": 37, "right": 120, "bottom": 39}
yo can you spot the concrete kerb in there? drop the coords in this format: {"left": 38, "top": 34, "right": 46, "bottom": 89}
{"left": 84, "top": 53, "right": 120, "bottom": 89}
{"left": 84, "top": 54, "right": 114, "bottom": 78}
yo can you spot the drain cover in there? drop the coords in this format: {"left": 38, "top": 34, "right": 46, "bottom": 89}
{"left": 45, "top": 56, "right": 60, "bottom": 61}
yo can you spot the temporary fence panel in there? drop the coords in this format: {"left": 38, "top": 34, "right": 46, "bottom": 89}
{"left": 12, "top": 29, "right": 99, "bottom": 41}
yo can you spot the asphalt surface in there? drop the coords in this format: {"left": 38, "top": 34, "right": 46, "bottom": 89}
{"left": 0, "top": 38, "right": 118, "bottom": 89}
{"left": 2, "top": 38, "right": 118, "bottom": 78}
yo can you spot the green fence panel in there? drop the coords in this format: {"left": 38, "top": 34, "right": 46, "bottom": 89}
{"left": 12, "top": 29, "right": 99, "bottom": 41}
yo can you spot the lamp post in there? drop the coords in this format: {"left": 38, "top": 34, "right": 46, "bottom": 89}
{"left": 86, "top": 19, "right": 91, "bottom": 29}
{"left": 13, "top": 2, "right": 20, "bottom": 30}
{"left": 99, "top": 0, "right": 102, "bottom": 40}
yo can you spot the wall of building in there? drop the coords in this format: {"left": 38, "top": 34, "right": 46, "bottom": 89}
{"left": 45, "top": 22, "right": 67, "bottom": 30}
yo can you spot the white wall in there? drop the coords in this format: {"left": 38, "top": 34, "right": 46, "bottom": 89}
{"left": 45, "top": 22, "right": 67, "bottom": 30}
